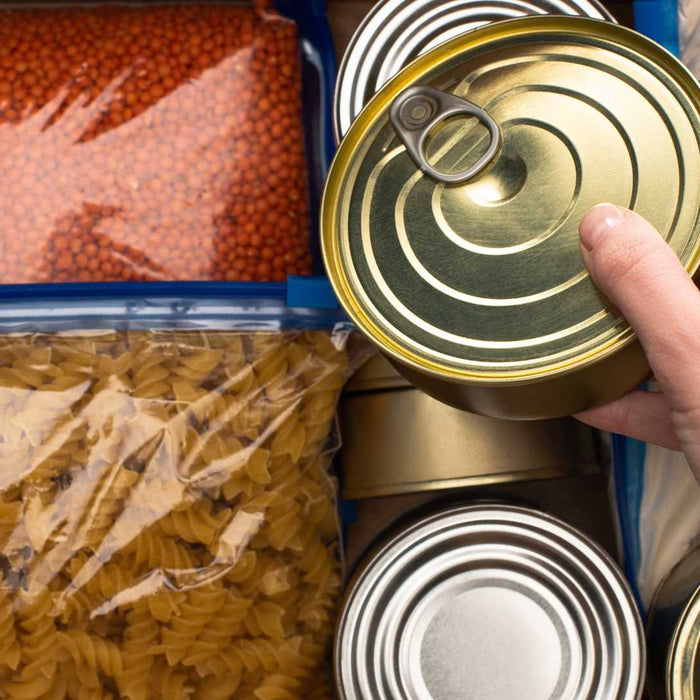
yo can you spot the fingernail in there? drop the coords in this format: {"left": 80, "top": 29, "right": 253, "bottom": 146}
{"left": 579, "top": 203, "right": 624, "bottom": 251}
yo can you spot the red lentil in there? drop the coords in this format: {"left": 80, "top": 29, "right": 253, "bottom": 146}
{"left": 0, "top": 1, "right": 312, "bottom": 283}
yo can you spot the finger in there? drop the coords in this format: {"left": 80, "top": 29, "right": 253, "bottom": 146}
{"left": 575, "top": 390, "right": 680, "bottom": 451}
{"left": 580, "top": 204, "right": 700, "bottom": 413}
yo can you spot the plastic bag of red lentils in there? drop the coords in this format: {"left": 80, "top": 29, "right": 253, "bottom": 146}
{"left": 0, "top": 0, "right": 314, "bottom": 284}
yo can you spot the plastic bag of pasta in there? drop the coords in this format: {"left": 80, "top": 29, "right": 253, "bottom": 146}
{"left": 0, "top": 329, "right": 364, "bottom": 699}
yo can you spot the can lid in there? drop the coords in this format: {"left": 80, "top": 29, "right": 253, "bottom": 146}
{"left": 334, "top": 504, "right": 645, "bottom": 700}
{"left": 334, "top": 0, "right": 616, "bottom": 140}
{"left": 322, "top": 17, "right": 700, "bottom": 383}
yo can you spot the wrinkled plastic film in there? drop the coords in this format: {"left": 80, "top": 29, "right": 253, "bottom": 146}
{"left": 0, "top": 329, "right": 368, "bottom": 698}
{"left": 0, "top": 1, "right": 312, "bottom": 284}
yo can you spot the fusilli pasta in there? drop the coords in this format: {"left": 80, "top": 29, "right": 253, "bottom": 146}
{"left": 0, "top": 330, "right": 361, "bottom": 698}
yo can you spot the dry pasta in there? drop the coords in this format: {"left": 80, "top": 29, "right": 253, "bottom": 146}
{"left": 0, "top": 330, "right": 361, "bottom": 699}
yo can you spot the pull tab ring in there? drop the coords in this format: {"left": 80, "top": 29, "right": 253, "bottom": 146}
{"left": 389, "top": 85, "right": 501, "bottom": 185}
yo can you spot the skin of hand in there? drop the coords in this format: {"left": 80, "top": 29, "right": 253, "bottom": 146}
{"left": 575, "top": 203, "right": 700, "bottom": 476}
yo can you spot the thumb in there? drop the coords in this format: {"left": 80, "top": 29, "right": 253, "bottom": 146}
{"left": 579, "top": 204, "right": 700, "bottom": 414}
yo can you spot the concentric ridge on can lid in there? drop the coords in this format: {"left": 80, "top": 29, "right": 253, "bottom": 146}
{"left": 322, "top": 17, "right": 700, "bottom": 388}
{"left": 334, "top": 504, "right": 645, "bottom": 700}
{"left": 669, "top": 587, "right": 700, "bottom": 699}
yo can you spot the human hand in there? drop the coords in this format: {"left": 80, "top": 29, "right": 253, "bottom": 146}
{"left": 575, "top": 204, "right": 700, "bottom": 477}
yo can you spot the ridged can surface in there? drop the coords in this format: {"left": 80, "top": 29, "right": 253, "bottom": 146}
{"left": 647, "top": 546, "right": 700, "bottom": 700}
{"left": 321, "top": 17, "right": 700, "bottom": 419}
{"left": 334, "top": 503, "right": 645, "bottom": 699}
{"left": 334, "top": 0, "right": 616, "bottom": 140}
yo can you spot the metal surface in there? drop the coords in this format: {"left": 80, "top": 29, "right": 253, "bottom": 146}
{"left": 671, "top": 590, "right": 700, "bottom": 700}
{"left": 339, "top": 387, "right": 600, "bottom": 497}
{"left": 333, "top": 0, "right": 616, "bottom": 140}
{"left": 647, "top": 546, "right": 700, "bottom": 699}
{"left": 344, "top": 353, "right": 411, "bottom": 391}
{"left": 322, "top": 17, "right": 700, "bottom": 419}
{"left": 335, "top": 503, "right": 645, "bottom": 699}
{"left": 390, "top": 85, "right": 502, "bottom": 184}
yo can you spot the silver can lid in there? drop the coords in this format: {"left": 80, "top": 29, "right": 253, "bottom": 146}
{"left": 334, "top": 504, "right": 644, "bottom": 700}
{"left": 333, "top": 0, "right": 616, "bottom": 140}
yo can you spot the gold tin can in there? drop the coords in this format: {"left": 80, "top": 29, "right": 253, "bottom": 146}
{"left": 339, "top": 387, "right": 601, "bottom": 497}
{"left": 321, "top": 17, "right": 700, "bottom": 420}
{"left": 647, "top": 546, "right": 700, "bottom": 699}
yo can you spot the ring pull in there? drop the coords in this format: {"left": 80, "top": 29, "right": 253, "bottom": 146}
{"left": 389, "top": 85, "right": 501, "bottom": 185}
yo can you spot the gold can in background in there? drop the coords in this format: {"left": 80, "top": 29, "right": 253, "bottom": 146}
{"left": 339, "top": 382, "right": 601, "bottom": 498}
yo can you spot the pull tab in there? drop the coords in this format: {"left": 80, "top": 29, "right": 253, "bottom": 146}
{"left": 389, "top": 85, "right": 501, "bottom": 185}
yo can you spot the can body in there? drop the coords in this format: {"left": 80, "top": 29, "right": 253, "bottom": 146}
{"left": 385, "top": 337, "right": 651, "bottom": 420}
{"left": 335, "top": 503, "right": 645, "bottom": 700}
{"left": 647, "top": 547, "right": 700, "bottom": 699}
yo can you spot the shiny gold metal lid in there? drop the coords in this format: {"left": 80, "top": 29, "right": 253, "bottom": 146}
{"left": 322, "top": 17, "right": 700, "bottom": 384}
{"left": 669, "top": 586, "right": 700, "bottom": 699}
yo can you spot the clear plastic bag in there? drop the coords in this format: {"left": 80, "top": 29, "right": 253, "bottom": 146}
{"left": 0, "top": 1, "right": 312, "bottom": 284}
{"left": 0, "top": 328, "right": 364, "bottom": 698}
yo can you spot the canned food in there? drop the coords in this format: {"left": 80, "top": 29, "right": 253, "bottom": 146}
{"left": 321, "top": 17, "right": 700, "bottom": 419}
{"left": 335, "top": 503, "right": 645, "bottom": 699}
{"left": 339, "top": 388, "right": 601, "bottom": 497}
{"left": 647, "top": 546, "right": 700, "bottom": 699}
{"left": 333, "top": 0, "right": 615, "bottom": 140}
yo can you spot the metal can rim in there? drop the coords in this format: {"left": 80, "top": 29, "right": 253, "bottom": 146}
{"left": 334, "top": 502, "right": 645, "bottom": 700}
{"left": 332, "top": 0, "right": 617, "bottom": 142}
{"left": 321, "top": 16, "right": 700, "bottom": 386}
